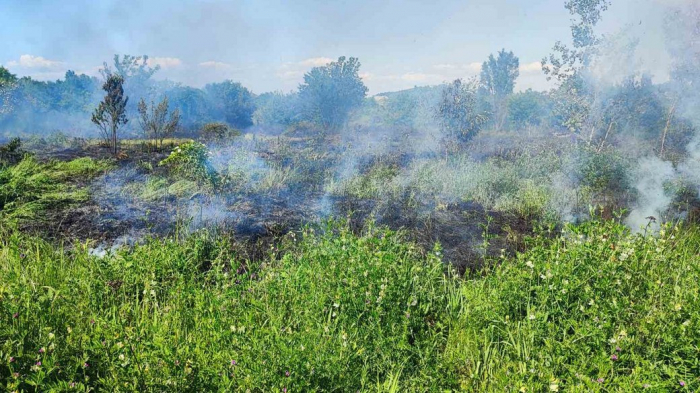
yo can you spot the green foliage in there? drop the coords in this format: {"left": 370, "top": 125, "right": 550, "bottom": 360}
{"left": 1, "top": 219, "right": 699, "bottom": 391}
{"left": 0, "top": 222, "right": 454, "bottom": 391}
{"left": 576, "top": 147, "right": 631, "bottom": 196}
{"left": 253, "top": 92, "right": 300, "bottom": 126}
{"left": 137, "top": 96, "right": 181, "bottom": 149}
{"left": 298, "top": 56, "right": 368, "bottom": 129}
{"left": 437, "top": 79, "right": 490, "bottom": 143}
{"left": 204, "top": 81, "right": 256, "bottom": 129}
{"left": 0, "top": 156, "right": 112, "bottom": 224}
{"left": 159, "top": 141, "right": 218, "bottom": 186}
{"left": 0, "top": 66, "right": 18, "bottom": 88}
{"left": 543, "top": 0, "right": 611, "bottom": 81}
{"left": 480, "top": 49, "right": 520, "bottom": 99}
{"left": 508, "top": 90, "right": 547, "bottom": 130}
{"left": 198, "top": 122, "right": 241, "bottom": 144}
{"left": 447, "top": 219, "right": 700, "bottom": 391}
{"left": 0, "top": 138, "right": 26, "bottom": 166}
{"left": 92, "top": 74, "right": 128, "bottom": 154}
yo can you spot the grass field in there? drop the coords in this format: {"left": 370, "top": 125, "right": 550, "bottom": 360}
{"left": 1, "top": 217, "right": 698, "bottom": 391}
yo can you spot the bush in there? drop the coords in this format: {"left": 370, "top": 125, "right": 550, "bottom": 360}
{"left": 159, "top": 141, "right": 219, "bottom": 185}
{"left": 198, "top": 122, "right": 241, "bottom": 144}
{"left": 0, "top": 138, "right": 25, "bottom": 166}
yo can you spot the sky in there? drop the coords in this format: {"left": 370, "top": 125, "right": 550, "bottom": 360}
{"left": 0, "top": 0, "right": 678, "bottom": 95}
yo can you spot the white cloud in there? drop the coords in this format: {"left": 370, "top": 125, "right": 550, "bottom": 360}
{"left": 519, "top": 61, "right": 542, "bottom": 73}
{"left": 299, "top": 57, "right": 334, "bottom": 67}
{"left": 198, "top": 61, "right": 234, "bottom": 70}
{"left": 7, "top": 55, "right": 64, "bottom": 70}
{"left": 148, "top": 57, "right": 182, "bottom": 69}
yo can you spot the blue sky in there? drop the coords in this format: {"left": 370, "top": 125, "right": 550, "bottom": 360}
{"left": 0, "top": 0, "right": 677, "bottom": 94}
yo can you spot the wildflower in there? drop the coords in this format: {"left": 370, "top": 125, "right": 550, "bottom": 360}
{"left": 549, "top": 382, "right": 559, "bottom": 391}
{"left": 9, "top": 357, "right": 15, "bottom": 362}
{"left": 643, "top": 384, "right": 650, "bottom": 388}
{"left": 597, "top": 378, "right": 604, "bottom": 383}
{"left": 70, "top": 382, "right": 76, "bottom": 388}
{"left": 20, "top": 253, "right": 25, "bottom": 259}
{"left": 528, "top": 314, "right": 536, "bottom": 320}
{"left": 285, "top": 370, "right": 290, "bottom": 377}
{"left": 611, "top": 354, "right": 618, "bottom": 361}
{"left": 38, "top": 347, "right": 45, "bottom": 354}
{"left": 12, "top": 372, "right": 19, "bottom": 378}
{"left": 679, "top": 381, "right": 685, "bottom": 387}
{"left": 119, "top": 354, "right": 125, "bottom": 361}
{"left": 48, "top": 332, "right": 54, "bottom": 340}
{"left": 674, "top": 303, "right": 682, "bottom": 311}
{"left": 90, "top": 319, "right": 95, "bottom": 325}
{"left": 35, "top": 361, "right": 42, "bottom": 366}
{"left": 526, "top": 261, "right": 534, "bottom": 269}
{"left": 13, "top": 313, "right": 18, "bottom": 319}
{"left": 230, "top": 360, "right": 236, "bottom": 366}
{"left": 519, "top": 387, "right": 527, "bottom": 392}
{"left": 405, "top": 313, "right": 410, "bottom": 319}
{"left": 83, "top": 362, "right": 89, "bottom": 368}
{"left": 616, "top": 346, "right": 621, "bottom": 352}
{"left": 333, "top": 303, "right": 339, "bottom": 308}
{"left": 282, "top": 388, "right": 287, "bottom": 393}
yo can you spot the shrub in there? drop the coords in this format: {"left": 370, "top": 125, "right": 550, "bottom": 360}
{"left": 0, "top": 138, "right": 25, "bottom": 166}
{"left": 160, "top": 141, "right": 219, "bottom": 185}
{"left": 198, "top": 122, "right": 241, "bottom": 144}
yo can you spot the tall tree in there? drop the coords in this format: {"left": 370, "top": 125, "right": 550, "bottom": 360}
{"left": 204, "top": 81, "right": 256, "bottom": 129}
{"left": 436, "top": 78, "right": 489, "bottom": 143}
{"left": 138, "top": 96, "right": 181, "bottom": 149}
{"left": 92, "top": 75, "right": 128, "bottom": 155}
{"left": 298, "top": 56, "right": 368, "bottom": 129}
{"left": 479, "top": 49, "right": 520, "bottom": 129}
{"left": 542, "top": 0, "right": 611, "bottom": 143}
{"left": 542, "top": 0, "right": 611, "bottom": 82}
{"left": 101, "top": 55, "right": 160, "bottom": 117}
{"left": 480, "top": 50, "right": 520, "bottom": 99}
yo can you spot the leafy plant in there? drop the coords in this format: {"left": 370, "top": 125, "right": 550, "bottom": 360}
{"left": 159, "top": 141, "right": 219, "bottom": 186}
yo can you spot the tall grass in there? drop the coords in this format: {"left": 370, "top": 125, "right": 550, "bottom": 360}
{"left": 1, "top": 218, "right": 698, "bottom": 391}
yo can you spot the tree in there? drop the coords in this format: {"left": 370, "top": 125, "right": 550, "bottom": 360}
{"left": 252, "top": 91, "right": 300, "bottom": 126}
{"left": 0, "top": 67, "right": 18, "bottom": 116}
{"left": 168, "top": 86, "right": 212, "bottom": 130}
{"left": 298, "top": 56, "right": 368, "bottom": 129}
{"left": 92, "top": 75, "right": 128, "bottom": 155}
{"left": 101, "top": 55, "right": 160, "bottom": 116}
{"left": 542, "top": 0, "right": 611, "bottom": 144}
{"left": 0, "top": 66, "right": 17, "bottom": 87}
{"left": 508, "top": 89, "right": 547, "bottom": 130}
{"left": 542, "top": 0, "right": 611, "bottom": 82}
{"left": 436, "top": 78, "right": 489, "bottom": 143}
{"left": 480, "top": 50, "right": 520, "bottom": 99}
{"left": 138, "top": 96, "right": 180, "bottom": 149}
{"left": 204, "top": 81, "right": 256, "bottom": 129}
{"left": 479, "top": 49, "right": 520, "bottom": 129}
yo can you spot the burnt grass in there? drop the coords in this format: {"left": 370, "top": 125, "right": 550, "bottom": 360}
{"left": 19, "top": 139, "right": 544, "bottom": 273}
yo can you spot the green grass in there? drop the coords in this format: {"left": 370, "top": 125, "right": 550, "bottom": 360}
{"left": 0, "top": 156, "right": 113, "bottom": 224}
{"left": 1, "top": 218, "right": 698, "bottom": 391}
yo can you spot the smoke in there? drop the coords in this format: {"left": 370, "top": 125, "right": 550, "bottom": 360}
{"left": 625, "top": 157, "right": 675, "bottom": 231}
